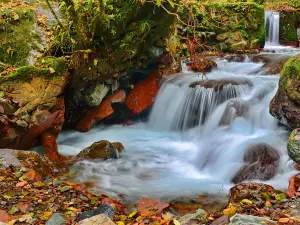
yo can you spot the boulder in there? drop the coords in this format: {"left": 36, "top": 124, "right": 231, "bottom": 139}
{"left": 231, "top": 41, "right": 248, "bottom": 52}
{"left": 229, "top": 214, "right": 276, "bottom": 225}
{"left": 223, "top": 54, "right": 246, "bottom": 62}
{"left": 126, "top": 72, "right": 160, "bottom": 114}
{"left": 83, "top": 84, "right": 109, "bottom": 107}
{"left": 190, "top": 78, "right": 251, "bottom": 90}
{"left": 287, "top": 129, "right": 300, "bottom": 164}
{"left": 0, "top": 57, "right": 68, "bottom": 159}
{"left": 78, "top": 214, "right": 115, "bottom": 225}
{"left": 270, "top": 54, "right": 300, "bottom": 129}
{"left": 219, "top": 99, "right": 249, "bottom": 126}
{"left": 232, "top": 143, "right": 280, "bottom": 183}
{"left": 76, "top": 140, "right": 121, "bottom": 160}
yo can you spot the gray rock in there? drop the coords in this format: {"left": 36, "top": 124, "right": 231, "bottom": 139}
{"left": 46, "top": 213, "right": 66, "bottom": 225}
{"left": 79, "top": 204, "right": 114, "bottom": 221}
{"left": 179, "top": 208, "right": 207, "bottom": 224}
{"left": 0, "top": 149, "right": 23, "bottom": 168}
{"left": 229, "top": 214, "right": 276, "bottom": 225}
{"left": 84, "top": 84, "right": 109, "bottom": 107}
{"left": 287, "top": 129, "right": 300, "bottom": 164}
{"left": 78, "top": 214, "right": 115, "bottom": 225}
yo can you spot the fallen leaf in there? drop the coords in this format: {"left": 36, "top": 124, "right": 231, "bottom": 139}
{"left": 128, "top": 211, "right": 137, "bottom": 218}
{"left": 49, "top": 67, "right": 55, "bottom": 74}
{"left": 223, "top": 203, "right": 236, "bottom": 216}
{"left": 279, "top": 218, "right": 290, "bottom": 223}
{"left": 240, "top": 199, "right": 253, "bottom": 206}
{"left": 173, "top": 218, "right": 180, "bottom": 225}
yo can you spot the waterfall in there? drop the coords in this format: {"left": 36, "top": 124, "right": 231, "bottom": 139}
{"left": 265, "top": 11, "right": 280, "bottom": 46}
{"left": 148, "top": 76, "right": 250, "bottom": 131}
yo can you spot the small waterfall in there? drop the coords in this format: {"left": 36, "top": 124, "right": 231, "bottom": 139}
{"left": 149, "top": 76, "right": 250, "bottom": 131}
{"left": 265, "top": 11, "right": 280, "bottom": 46}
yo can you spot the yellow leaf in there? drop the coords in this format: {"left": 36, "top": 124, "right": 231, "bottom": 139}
{"left": 119, "top": 215, "right": 127, "bottom": 221}
{"left": 223, "top": 203, "right": 236, "bottom": 216}
{"left": 130, "top": 84, "right": 134, "bottom": 89}
{"left": 173, "top": 218, "right": 181, "bottom": 225}
{"left": 265, "top": 201, "right": 272, "bottom": 208}
{"left": 49, "top": 67, "right": 55, "bottom": 74}
{"left": 116, "top": 222, "right": 125, "bottom": 225}
{"left": 240, "top": 199, "right": 253, "bottom": 206}
{"left": 94, "top": 59, "right": 98, "bottom": 66}
{"left": 128, "top": 211, "right": 137, "bottom": 218}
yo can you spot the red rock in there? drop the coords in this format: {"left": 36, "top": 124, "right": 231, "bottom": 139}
{"left": 0, "top": 210, "right": 11, "bottom": 223}
{"left": 138, "top": 198, "right": 169, "bottom": 215}
{"left": 77, "top": 99, "right": 114, "bottom": 132}
{"left": 286, "top": 175, "right": 300, "bottom": 198}
{"left": 41, "top": 132, "right": 61, "bottom": 160}
{"left": 126, "top": 72, "right": 160, "bottom": 114}
{"left": 16, "top": 181, "right": 28, "bottom": 187}
{"left": 106, "top": 90, "right": 126, "bottom": 103}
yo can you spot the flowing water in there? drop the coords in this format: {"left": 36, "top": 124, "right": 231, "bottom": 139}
{"left": 58, "top": 54, "right": 298, "bottom": 202}
{"left": 265, "top": 11, "right": 280, "bottom": 46}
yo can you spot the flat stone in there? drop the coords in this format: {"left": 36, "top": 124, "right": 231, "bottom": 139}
{"left": 45, "top": 213, "right": 66, "bottom": 225}
{"left": 211, "top": 215, "right": 229, "bottom": 225}
{"left": 79, "top": 204, "right": 114, "bottom": 221}
{"left": 179, "top": 208, "right": 207, "bottom": 224}
{"left": 229, "top": 214, "right": 276, "bottom": 225}
{"left": 78, "top": 214, "right": 115, "bottom": 225}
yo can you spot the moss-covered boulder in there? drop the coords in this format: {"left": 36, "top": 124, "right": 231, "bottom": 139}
{"left": 280, "top": 11, "right": 300, "bottom": 43}
{"left": 0, "top": 57, "right": 69, "bottom": 153}
{"left": 270, "top": 54, "right": 300, "bottom": 129}
{"left": 287, "top": 128, "right": 300, "bottom": 164}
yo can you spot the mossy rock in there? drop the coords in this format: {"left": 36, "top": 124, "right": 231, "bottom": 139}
{"left": 287, "top": 129, "right": 300, "bottom": 164}
{"left": 0, "top": 57, "right": 68, "bottom": 84}
{"left": 280, "top": 11, "right": 299, "bottom": 42}
{"left": 279, "top": 54, "right": 300, "bottom": 102}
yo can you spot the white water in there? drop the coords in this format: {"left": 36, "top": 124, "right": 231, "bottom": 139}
{"left": 58, "top": 56, "right": 297, "bottom": 201}
{"left": 265, "top": 11, "right": 280, "bottom": 46}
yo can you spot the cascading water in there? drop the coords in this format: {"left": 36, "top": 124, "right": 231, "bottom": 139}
{"left": 265, "top": 11, "right": 280, "bottom": 46}
{"left": 58, "top": 56, "right": 297, "bottom": 201}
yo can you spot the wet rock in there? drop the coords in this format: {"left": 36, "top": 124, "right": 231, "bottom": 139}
{"left": 76, "top": 99, "right": 114, "bottom": 132}
{"left": 112, "top": 142, "right": 125, "bottom": 153}
{"left": 45, "top": 213, "right": 66, "bottom": 225}
{"left": 41, "top": 132, "right": 60, "bottom": 160}
{"left": 126, "top": 72, "right": 160, "bottom": 114}
{"left": 138, "top": 198, "right": 169, "bottom": 215}
{"left": 187, "top": 56, "right": 217, "bottom": 73}
{"left": 229, "top": 214, "right": 276, "bottom": 225}
{"left": 77, "top": 141, "right": 120, "bottom": 160}
{"left": 268, "top": 59, "right": 289, "bottom": 75}
{"left": 190, "top": 78, "right": 251, "bottom": 90}
{"left": 210, "top": 215, "right": 229, "bottom": 225}
{"left": 223, "top": 54, "right": 246, "bottom": 62}
{"left": 232, "top": 143, "right": 280, "bottom": 183}
{"left": 78, "top": 214, "right": 115, "bottom": 225}
{"left": 219, "top": 99, "right": 249, "bottom": 126}
{"left": 270, "top": 54, "right": 300, "bottom": 129}
{"left": 78, "top": 204, "right": 114, "bottom": 221}
{"left": 287, "top": 129, "right": 300, "bottom": 164}
{"left": 178, "top": 208, "right": 207, "bottom": 224}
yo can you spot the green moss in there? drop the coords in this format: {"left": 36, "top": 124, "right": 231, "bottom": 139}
{"left": 0, "top": 57, "right": 68, "bottom": 84}
{"left": 280, "top": 54, "right": 300, "bottom": 101}
{"left": 279, "top": 12, "right": 298, "bottom": 42}
{"left": 0, "top": 6, "right": 42, "bottom": 66}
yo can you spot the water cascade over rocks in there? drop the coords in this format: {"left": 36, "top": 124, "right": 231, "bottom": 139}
{"left": 265, "top": 11, "right": 280, "bottom": 46}
{"left": 58, "top": 56, "right": 298, "bottom": 201}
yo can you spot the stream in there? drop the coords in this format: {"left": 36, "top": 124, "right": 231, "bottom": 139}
{"left": 58, "top": 51, "right": 300, "bottom": 203}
